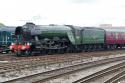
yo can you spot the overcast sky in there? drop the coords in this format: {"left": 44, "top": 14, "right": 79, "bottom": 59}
{"left": 0, "top": 0, "right": 125, "bottom": 26}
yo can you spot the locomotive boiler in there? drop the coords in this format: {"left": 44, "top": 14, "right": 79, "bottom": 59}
{"left": 11, "top": 23, "right": 82, "bottom": 56}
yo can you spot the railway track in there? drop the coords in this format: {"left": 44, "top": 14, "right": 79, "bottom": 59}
{"left": 1, "top": 50, "right": 125, "bottom": 62}
{"left": 0, "top": 57, "right": 84, "bottom": 75}
{"left": 0, "top": 52, "right": 89, "bottom": 72}
{"left": 0, "top": 50, "right": 125, "bottom": 82}
{"left": 0, "top": 50, "right": 124, "bottom": 74}
{"left": 3, "top": 56, "right": 125, "bottom": 83}
{"left": 0, "top": 50, "right": 119, "bottom": 77}
{"left": 0, "top": 55, "right": 92, "bottom": 82}
{"left": 73, "top": 60, "right": 125, "bottom": 83}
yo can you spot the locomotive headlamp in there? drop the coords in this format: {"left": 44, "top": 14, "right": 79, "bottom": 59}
{"left": 27, "top": 42, "right": 30, "bottom": 45}
{"left": 11, "top": 43, "right": 14, "bottom": 45}
{"left": 21, "top": 46, "right": 26, "bottom": 50}
{"left": 9, "top": 46, "right": 13, "bottom": 50}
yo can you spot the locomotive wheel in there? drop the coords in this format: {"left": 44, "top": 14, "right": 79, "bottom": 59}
{"left": 57, "top": 49, "right": 65, "bottom": 54}
{"left": 52, "top": 49, "right": 56, "bottom": 54}
{"left": 56, "top": 49, "right": 60, "bottom": 54}
{"left": 88, "top": 45, "right": 92, "bottom": 52}
{"left": 60, "top": 49, "right": 64, "bottom": 54}
{"left": 96, "top": 45, "right": 101, "bottom": 51}
{"left": 92, "top": 45, "right": 97, "bottom": 51}
{"left": 25, "top": 50, "right": 31, "bottom": 56}
{"left": 42, "top": 49, "right": 47, "bottom": 55}
{"left": 16, "top": 50, "right": 21, "bottom": 57}
{"left": 93, "top": 45, "right": 96, "bottom": 51}
{"left": 48, "top": 49, "right": 53, "bottom": 55}
{"left": 66, "top": 47, "right": 71, "bottom": 53}
{"left": 84, "top": 45, "right": 89, "bottom": 52}
{"left": 76, "top": 46, "right": 82, "bottom": 53}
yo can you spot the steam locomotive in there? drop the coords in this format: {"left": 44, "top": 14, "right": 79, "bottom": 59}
{"left": 10, "top": 23, "right": 125, "bottom": 56}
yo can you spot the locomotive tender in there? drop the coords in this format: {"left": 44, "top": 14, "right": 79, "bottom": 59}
{"left": 10, "top": 23, "right": 125, "bottom": 56}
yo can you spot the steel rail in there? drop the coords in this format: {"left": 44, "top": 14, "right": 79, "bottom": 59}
{"left": 3, "top": 56, "right": 125, "bottom": 83}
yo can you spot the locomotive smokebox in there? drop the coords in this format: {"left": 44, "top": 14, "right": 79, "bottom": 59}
{"left": 15, "top": 26, "right": 23, "bottom": 35}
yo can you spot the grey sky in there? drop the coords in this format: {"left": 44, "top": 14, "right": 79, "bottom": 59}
{"left": 0, "top": 0, "right": 125, "bottom": 26}
{"left": 67, "top": 0, "right": 98, "bottom": 3}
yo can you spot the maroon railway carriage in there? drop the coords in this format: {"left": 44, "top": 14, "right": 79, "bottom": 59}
{"left": 104, "top": 28, "right": 125, "bottom": 49}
